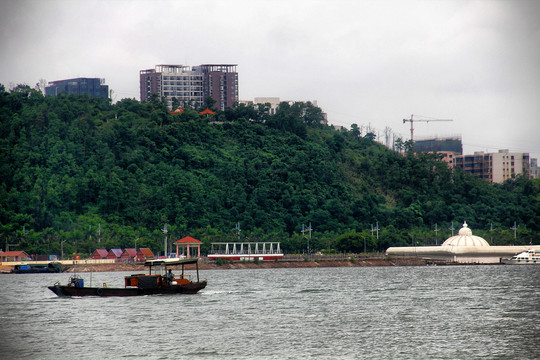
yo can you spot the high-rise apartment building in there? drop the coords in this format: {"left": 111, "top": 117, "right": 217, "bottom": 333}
{"left": 530, "top": 158, "right": 540, "bottom": 179}
{"left": 453, "top": 149, "right": 530, "bottom": 183}
{"left": 45, "top": 78, "right": 109, "bottom": 98}
{"left": 196, "top": 64, "right": 238, "bottom": 111}
{"left": 140, "top": 64, "right": 238, "bottom": 110}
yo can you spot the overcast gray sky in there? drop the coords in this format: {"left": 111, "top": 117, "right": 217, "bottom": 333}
{"left": 1, "top": 0, "right": 539, "bottom": 159}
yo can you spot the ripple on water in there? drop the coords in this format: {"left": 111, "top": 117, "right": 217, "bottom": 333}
{"left": 1, "top": 266, "right": 539, "bottom": 359}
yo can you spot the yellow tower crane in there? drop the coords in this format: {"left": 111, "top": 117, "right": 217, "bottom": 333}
{"left": 402, "top": 114, "right": 453, "bottom": 144}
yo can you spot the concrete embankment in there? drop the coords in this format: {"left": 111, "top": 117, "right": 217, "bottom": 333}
{"left": 65, "top": 256, "right": 437, "bottom": 273}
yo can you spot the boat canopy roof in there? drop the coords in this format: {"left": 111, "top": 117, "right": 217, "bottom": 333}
{"left": 144, "top": 258, "right": 199, "bottom": 267}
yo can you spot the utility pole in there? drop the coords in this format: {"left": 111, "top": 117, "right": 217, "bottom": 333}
{"left": 510, "top": 222, "right": 517, "bottom": 242}
{"left": 5, "top": 240, "right": 18, "bottom": 252}
{"left": 434, "top": 223, "right": 439, "bottom": 245}
{"left": 371, "top": 222, "right": 380, "bottom": 240}
{"left": 402, "top": 114, "right": 453, "bottom": 145}
{"left": 301, "top": 223, "right": 313, "bottom": 254}
{"left": 6, "top": 226, "right": 23, "bottom": 252}
{"left": 449, "top": 221, "right": 455, "bottom": 237}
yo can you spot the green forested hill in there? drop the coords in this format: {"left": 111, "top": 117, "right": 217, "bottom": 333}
{"left": 1, "top": 84, "right": 539, "bottom": 257}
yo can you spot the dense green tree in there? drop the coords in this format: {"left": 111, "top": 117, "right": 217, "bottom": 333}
{"left": 0, "top": 85, "right": 538, "bottom": 256}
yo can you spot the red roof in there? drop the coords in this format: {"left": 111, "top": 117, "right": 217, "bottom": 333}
{"left": 199, "top": 109, "right": 216, "bottom": 115}
{"left": 1, "top": 251, "right": 30, "bottom": 257}
{"left": 174, "top": 236, "right": 202, "bottom": 244}
{"left": 0, "top": 251, "right": 31, "bottom": 260}
{"left": 137, "top": 248, "right": 154, "bottom": 257}
{"left": 92, "top": 249, "right": 109, "bottom": 259}
{"left": 121, "top": 248, "right": 137, "bottom": 257}
{"left": 107, "top": 249, "right": 123, "bottom": 258}
{"left": 169, "top": 108, "right": 184, "bottom": 114}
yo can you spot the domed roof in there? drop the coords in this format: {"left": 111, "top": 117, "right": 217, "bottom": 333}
{"left": 441, "top": 222, "right": 490, "bottom": 247}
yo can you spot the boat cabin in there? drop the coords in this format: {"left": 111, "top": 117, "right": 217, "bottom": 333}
{"left": 511, "top": 249, "right": 538, "bottom": 262}
{"left": 124, "top": 258, "right": 201, "bottom": 289}
{"left": 49, "top": 258, "right": 206, "bottom": 297}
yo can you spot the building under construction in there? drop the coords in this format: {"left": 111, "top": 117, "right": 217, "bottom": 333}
{"left": 413, "top": 136, "right": 463, "bottom": 164}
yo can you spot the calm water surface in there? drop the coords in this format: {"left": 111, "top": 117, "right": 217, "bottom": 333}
{"left": 0, "top": 265, "right": 538, "bottom": 359}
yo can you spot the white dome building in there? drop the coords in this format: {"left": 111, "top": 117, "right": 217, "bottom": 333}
{"left": 386, "top": 222, "right": 540, "bottom": 264}
{"left": 441, "top": 222, "right": 490, "bottom": 247}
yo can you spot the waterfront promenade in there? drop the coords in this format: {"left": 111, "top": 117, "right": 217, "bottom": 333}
{"left": 1, "top": 254, "right": 450, "bottom": 273}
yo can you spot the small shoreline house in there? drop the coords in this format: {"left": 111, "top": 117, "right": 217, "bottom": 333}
{"left": 0, "top": 251, "right": 31, "bottom": 262}
{"left": 107, "top": 249, "right": 123, "bottom": 261}
{"left": 136, "top": 248, "right": 154, "bottom": 262}
{"left": 120, "top": 248, "right": 137, "bottom": 262}
{"left": 91, "top": 249, "right": 109, "bottom": 260}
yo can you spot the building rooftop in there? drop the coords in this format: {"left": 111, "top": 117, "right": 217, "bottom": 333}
{"left": 441, "top": 222, "right": 490, "bottom": 247}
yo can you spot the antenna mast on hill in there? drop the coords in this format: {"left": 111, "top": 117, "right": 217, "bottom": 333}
{"left": 402, "top": 114, "right": 453, "bottom": 144}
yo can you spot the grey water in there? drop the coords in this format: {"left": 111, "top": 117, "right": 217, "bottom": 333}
{"left": 0, "top": 265, "right": 538, "bottom": 359}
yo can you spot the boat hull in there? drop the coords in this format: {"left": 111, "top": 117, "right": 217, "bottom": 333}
{"left": 48, "top": 281, "right": 207, "bottom": 297}
{"left": 12, "top": 263, "right": 69, "bottom": 274}
{"left": 13, "top": 267, "right": 69, "bottom": 274}
{"left": 501, "top": 259, "right": 539, "bottom": 265}
{"left": 501, "top": 249, "right": 540, "bottom": 265}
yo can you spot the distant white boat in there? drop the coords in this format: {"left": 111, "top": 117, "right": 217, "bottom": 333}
{"left": 502, "top": 249, "right": 540, "bottom": 265}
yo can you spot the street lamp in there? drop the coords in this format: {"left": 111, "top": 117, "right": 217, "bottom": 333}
{"left": 363, "top": 236, "right": 366, "bottom": 254}
{"left": 61, "top": 239, "right": 67, "bottom": 260}
{"left": 162, "top": 224, "right": 168, "bottom": 258}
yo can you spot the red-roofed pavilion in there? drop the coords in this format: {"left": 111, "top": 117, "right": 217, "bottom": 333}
{"left": 199, "top": 108, "right": 216, "bottom": 115}
{"left": 169, "top": 108, "right": 184, "bottom": 114}
{"left": 174, "top": 236, "right": 202, "bottom": 259}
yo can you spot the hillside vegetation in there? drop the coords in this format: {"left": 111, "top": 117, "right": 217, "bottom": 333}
{"left": 1, "top": 84, "right": 539, "bottom": 257}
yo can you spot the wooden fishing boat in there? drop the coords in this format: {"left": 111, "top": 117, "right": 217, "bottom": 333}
{"left": 48, "top": 258, "right": 206, "bottom": 297}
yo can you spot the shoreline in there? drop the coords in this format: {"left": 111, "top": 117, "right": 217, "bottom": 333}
{"left": 65, "top": 256, "right": 455, "bottom": 273}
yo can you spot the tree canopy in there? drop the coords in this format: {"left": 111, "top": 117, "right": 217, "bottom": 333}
{"left": 1, "top": 84, "right": 539, "bottom": 257}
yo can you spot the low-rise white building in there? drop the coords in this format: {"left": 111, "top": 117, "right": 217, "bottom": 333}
{"left": 386, "top": 222, "right": 540, "bottom": 264}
